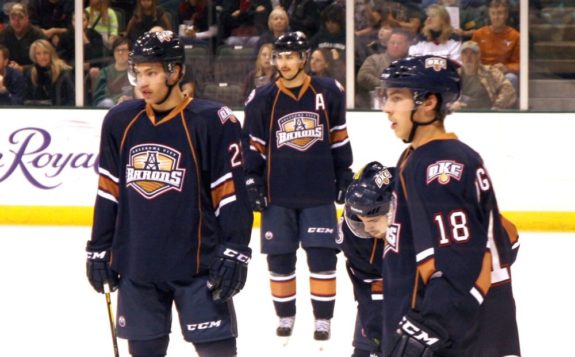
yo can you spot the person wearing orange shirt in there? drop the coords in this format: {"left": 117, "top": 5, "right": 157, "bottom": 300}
{"left": 471, "top": 0, "right": 519, "bottom": 92}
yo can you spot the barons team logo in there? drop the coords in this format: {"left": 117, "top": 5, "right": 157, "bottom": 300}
{"left": 126, "top": 143, "right": 186, "bottom": 199}
{"left": 276, "top": 112, "right": 323, "bottom": 151}
{"left": 426, "top": 160, "right": 464, "bottom": 185}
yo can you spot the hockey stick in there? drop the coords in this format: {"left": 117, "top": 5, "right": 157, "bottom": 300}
{"left": 104, "top": 283, "right": 120, "bottom": 357}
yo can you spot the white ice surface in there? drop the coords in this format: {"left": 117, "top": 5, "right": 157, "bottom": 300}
{"left": 0, "top": 226, "right": 570, "bottom": 356}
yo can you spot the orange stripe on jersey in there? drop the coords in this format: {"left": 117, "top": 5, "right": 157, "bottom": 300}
{"left": 330, "top": 128, "right": 348, "bottom": 144}
{"left": 250, "top": 138, "right": 266, "bottom": 155}
{"left": 98, "top": 175, "right": 119, "bottom": 199}
{"left": 500, "top": 214, "right": 519, "bottom": 245}
{"left": 145, "top": 96, "right": 193, "bottom": 125}
{"left": 120, "top": 109, "right": 146, "bottom": 151}
{"left": 475, "top": 251, "right": 492, "bottom": 295}
{"left": 211, "top": 179, "right": 236, "bottom": 209}
{"left": 275, "top": 75, "right": 311, "bottom": 101}
{"left": 310, "top": 277, "right": 336, "bottom": 297}
{"left": 369, "top": 239, "right": 379, "bottom": 264}
{"left": 371, "top": 280, "right": 383, "bottom": 294}
{"left": 270, "top": 278, "right": 296, "bottom": 298}
{"left": 417, "top": 257, "right": 436, "bottom": 285}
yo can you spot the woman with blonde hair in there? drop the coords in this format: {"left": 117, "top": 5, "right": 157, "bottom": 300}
{"left": 23, "top": 39, "right": 74, "bottom": 106}
{"left": 85, "top": 0, "right": 119, "bottom": 50}
{"left": 242, "top": 43, "right": 275, "bottom": 101}
{"left": 408, "top": 4, "right": 461, "bottom": 63}
{"left": 254, "top": 7, "right": 290, "bottom": 54}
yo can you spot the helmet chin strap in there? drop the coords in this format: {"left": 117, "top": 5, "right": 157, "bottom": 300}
{"left": 154, "top": 70, "right": 179, "bottom": 106}
{"left": 279, "top": 66, "right": 304, "bottom": 82}
{"left": 403, "top": 95, "right": 440, "bottom": 144}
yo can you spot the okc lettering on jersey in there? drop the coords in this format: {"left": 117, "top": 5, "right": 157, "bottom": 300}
{"left": 126, "top": 143, "right": 186, "bottom": 199}
{"left": 276, "top": 112, "right": 324, "bottom": 151}
{"left": 426, "top": 160, "right": 464, "bottom": 185}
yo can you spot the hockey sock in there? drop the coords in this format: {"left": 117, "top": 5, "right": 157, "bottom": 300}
{"left": 305, "top": 247, "right": 337, "bottom": 319}
{"left": 267, "top": 253, "right": 297, "bottom": 317}
{"left": 194, "top": 337, "right": 237, "bottom": 357}
{"left": 128, "top": 335, "right": 169, "bottom": 357}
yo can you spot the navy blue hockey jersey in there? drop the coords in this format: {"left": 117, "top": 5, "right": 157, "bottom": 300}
{"left": 382, "top": 133, "right": 520, "bottom": 356}
{"left": 88, "top": 97, "right": 253, "bottom": 282}
{"left": 242, "top": 75, "right": 353, "bottom": 208}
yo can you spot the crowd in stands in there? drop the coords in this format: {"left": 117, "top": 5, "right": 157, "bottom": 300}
{"left": 0, "top": 0, "right": 521, "bottom": 110}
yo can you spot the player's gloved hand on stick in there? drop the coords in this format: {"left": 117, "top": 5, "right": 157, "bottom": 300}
{"left": 86, "top": 249, "right": 119, "bottom": 293}
{"left": 387, "top": 310, "right": 451, "bottom": 357}
{"left": 245, "top": 174, "right": 268, "bottom": 211}
{"left": 207, "top": 243, "right": 252, "bottom": 302}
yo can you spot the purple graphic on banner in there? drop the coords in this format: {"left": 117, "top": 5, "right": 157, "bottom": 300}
{"left": 0, "top": 127, "right": 99, "bottom": 189}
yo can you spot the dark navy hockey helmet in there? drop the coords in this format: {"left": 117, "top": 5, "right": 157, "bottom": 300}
{"left": 128, "top": 30, "right": 185, "bottom": 85}
{"left": 344, "top": 162, "right": 394, "bottom": 239}
{"left": 380, "top": 55, "right": 461, "bottom": 116}
{"left": 272, "top": 31, "right": 310, "bottom": 64}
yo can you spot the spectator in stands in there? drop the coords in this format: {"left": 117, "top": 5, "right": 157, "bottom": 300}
{"left": 28, "top": 0, "right": 72, "bottom": 43}
{"left": 92, "top": 37, "right": 131, "bottom": 108}
{"left": 356, "top": 28, "right": 411, "bottom": 108}
{"left": 309, "top": 47, "right": 345, "bottom": 85}
{"left": 280, "top": 0, "right": 320, "bottom": 38}
{"left": 451, "top": 40, "right": 516, "bottom": 111}
{"left": 23, "top": 39, "right": 74, "bottom": 105}
{"left": 310, "top": 3, "right": 345, "bottom": 53}
{"left": 242, "top": 42, "right": 274, "bottom": 100}
{"left": 0, "top": 44, "right": 26, "bottom": 105}
{"left": 386, "top": 1, "right": 423, "bottom": 35}
{"left": 57, "top": 10, "right": 105, "bottom": 104}
{"left": 85, "top": 0, "right": 119, "bottom": 50}
{"left": 177, "top": 0, "right": 218, "bottom": 47}
{"left": 0, "top": 2, "right": 46, "bottom": 71}
{"left": 409, "top": 3, "right": 461, "bottom": 63}
{"left": 221, "top": 0, "right": 272, "bottom": 47}
{"left": 471, "top": 0, "right": 519, "bottom": 91}
{"left": 126, "top": 0, "right": 172, "bottom": 44}
{"left": 254, "top": 6, "right": 289, "bottom": 55}
{"left": 57, "top": 11, "right": 105, "bottom": 70}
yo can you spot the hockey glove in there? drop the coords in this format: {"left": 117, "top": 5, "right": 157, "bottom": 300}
{"left": 86, "top": 249, "right": 119, "bottom": 294}
{"left": 387, "top": 311, "right": 451, "bottom": 357}
{"left": 207, "top": 243, "right": 252, "bottom": 302}
{"left": 336, "top": 170, "right": 354, "bottom": 204}
{"left": 245, "top": 174, "right": 268, "bottom": 211}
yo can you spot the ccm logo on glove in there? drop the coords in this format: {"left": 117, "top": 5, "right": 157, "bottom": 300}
{"left": 398, "top": 316, "right": 439, "bottom": 346}
{"left": 223, "top": 248, "right": 251, "bottom": 264}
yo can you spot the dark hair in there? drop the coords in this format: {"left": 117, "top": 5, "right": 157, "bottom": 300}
{"left": 0, "top": 44, "right": 9, "bottom": 60}
{"left": 112, "top": 37, "right": 130, "bottom": 51}
{"left": 320, "top": 4, "right": 345, "bottom": 30}
{"left": 489, "top": 0, "right": 509, "bottom": 9}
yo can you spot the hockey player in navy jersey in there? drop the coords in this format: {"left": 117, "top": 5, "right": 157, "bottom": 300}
{"left": 85, "top": 31, "right": 253, "bottom": 357}
{"left": 242, "top": 31, "right": 353, "bottom": 342}
{"left": 379, "top": 55, "right": 521, "bottom": 357}
{"left": 338, "top": 161, "right": 394, "bottom": 357}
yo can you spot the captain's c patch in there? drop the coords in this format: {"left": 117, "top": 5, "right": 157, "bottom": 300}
{"left": 126, "top": 143, "right": 186, "bottom": 198}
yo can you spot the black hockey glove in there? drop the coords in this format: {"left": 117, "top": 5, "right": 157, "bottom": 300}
{"left": 207, "top": 243, "right": 252, "bottom": 302}
{"left": 245, "top": 174, "right": 268, "bottom": 211}
{"left": 336, "top": 170, "right": 354, "bottom": 204}
{"left": 387, "top": 311, "right": 451, "bottom": 357}
{"left": 86, "top": 249, "right": 119, "bottom": 294}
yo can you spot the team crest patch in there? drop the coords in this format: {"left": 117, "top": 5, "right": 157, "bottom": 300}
{"left": 126, "top": 143, "right": 186, "bottom": 199}
{"left": 384, "top": 193, "right": 400, "bottom": 257}
{"left": 375, "top": 168, "right": 392, "bottom": 188}
{"left": 426, "top": 160, "right": 464, "bottom": 185}
{"left": 383, "top": 192, "right": 401, "bottom": 257}
{"left": 276, "top": 112, "right": 323, "bottom": 151}
{"left": 217, "top": 106, "right": 238, "bottom": 124}
{"left": 425, "top": 57, "right": 447, "bottom": 72}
